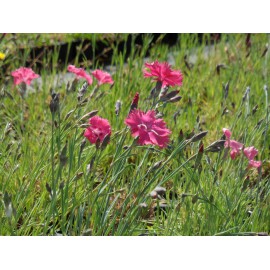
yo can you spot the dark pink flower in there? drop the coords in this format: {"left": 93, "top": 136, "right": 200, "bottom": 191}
{"left": 244, "top": 146, "right": 262, "bottom": 169}
{"left": 67, "top": 65, "right": 92, "bottom": 85}
{"left": 84, "top": 116, "right": 111, "bottom": 144}
{"left": 11, "top": 67, "right": 39, "bottom": 85}
{"left": 125, "top": 109, "right": 171, "bottom": 148}
{"left": 223, "top": 128, "right": 243, "bottom": 159}
{"left": 92, "top": 69, "right": 114, "bottom": 86}
{"left": 143, "top": 61, "right": 183, "bottom": 88}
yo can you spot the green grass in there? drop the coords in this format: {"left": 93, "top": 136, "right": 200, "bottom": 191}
{"left": 0, "top": 33, "right": 269, "bottom": 235}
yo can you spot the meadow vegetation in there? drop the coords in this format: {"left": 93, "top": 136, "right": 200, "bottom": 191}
{"left": 0, "top": 33, "right": 269, "bottom": 236}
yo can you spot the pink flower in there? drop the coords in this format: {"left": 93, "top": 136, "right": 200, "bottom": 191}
{"left": 92, "top": 69, "right": 114, "bottom": 86}
{"left": 11, "top": 67, "right": 39, "bottom": 85}
{"left": 67, "top": 65, "right": 93, "bottom": 85}
{"left": 230, "top": 144, "right": 243, "bottom": 159}
{"left": 222, "top": 128, "right": 231, "bottom": 141}
{"left": 143, "top": 61, "right": 183, "bottom": 88}
{"left": 223, "top": 128, "right": 243, "bottom": 159}
{"left": 244, "top": 146, "right": 262, "bottom": 169}
{"left": 84, "top": 116, "right": 111, "bottom": 144}
{"left": 248, "top": 160, "right": 262, "bottom": 168}
{"left": 222, "top": 129, "right": 262, "bottom": 168}
{"left": 243, "top": 146, "right": 258, "bottom": 160}
{"left": 125, "top": 109, "right": 171, "bottom": 148}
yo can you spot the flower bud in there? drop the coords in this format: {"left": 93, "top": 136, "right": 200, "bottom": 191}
{"left": 160, "top": 90, "right": 179, "bottom": 102}
{"left": 129, "top": 92, "right": 139, "bottom": 114}
{"left": 190, "top": 131, "right": 208, "bottom": 142}
{"left": 205, "top": 140, "right": 225, "bottom": 152}
{"left": 168, "top": 95, "right": 182, "bottom": 103}
{"left": 49, "top": 92, "right": 60, "bottom": 114}
{"left": 115, "top": 100, "right": 122, "bottom": 116}
{"left": 242, "top": 86, "right": 250, "bottom": 102}
{"left": 100, "top": 133, "right": 110, "bottom": 151}
{"left": 77, "top": 82, "right": 88, "bottom": 101}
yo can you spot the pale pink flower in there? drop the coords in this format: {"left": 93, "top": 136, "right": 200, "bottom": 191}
{"left": 143, "top": 61, "right": 183, "bottom": 88}
{"left": 222, "top": 128, "right": 243, "bottom": 159}
{"left": 92, "top": 69, "right": 114, "bottom": 86}
{"left": 244, "top": 146, "right": 262, "bottom": 169}
{"left": 11, "top": 67, "right": 39, "bottom": 85}
{"left": 248, "top": 160, "right": 262, "bottom": 168}
{"left": 222, "top": 128, "right": 231, "bottom": 141}
{"left": 222, "top": 129, "right": 262, "bottom": 168}
{"left": 125, "top": 109, "right": 171, "bottom": 148}
{"left": 229, "top": 146, "right": 242, "bottom": 160}
{"left": 84, "top": 116, "right": 111, "bottom": 144}
{"left": 67, "top": 65, "right": 93, "bottom": 85}
{"left": 243, "top": 146, "right": 258, "bottom": 160}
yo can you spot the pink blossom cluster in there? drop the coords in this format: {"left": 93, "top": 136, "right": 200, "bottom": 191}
{"left": 11, "top": 62, "right": 262, "bottom": 167}
{"left": 83, "top": 60, "right": 182, "bottom": 148}
{"left": 243, "top": 147, "right": 262, "bottom": 169}
{"left": 11, "top": 65, "right": 114, "bottom": 100}
{"left": 223, "top": 128, "right": 262, "bottom": 169}
{"left": 84, "top": 92, "right": 171, "bottom": 149}
{"left": 222, "top": 128, "right": 243, "bottom": 160}
{"left": 11, "top": 66, "right": 115, "bottom": 87}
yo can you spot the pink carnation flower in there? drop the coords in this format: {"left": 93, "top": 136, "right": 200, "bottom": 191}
{"left": 244, "top": 146, "right": 262, "bottom": 168}
{"left": 223, "top": 128, "right": 243, "bottom": 160}
{"left": 11, "top": 67, "right": 39, "bottom": 85}
{"left": 143, "top": 61, "right": 183, "bottom": 88}
{"left": 125, "top": 109, "right": 171, "bottom": 148}
{"left": 84, "top": 116, "right": 111, "bottom": 144}
{"left": 92, "top": 69, "right": 114, "bottom": 86}
{"left": 67, "top": 65, "right": 93, "bottom": 85}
